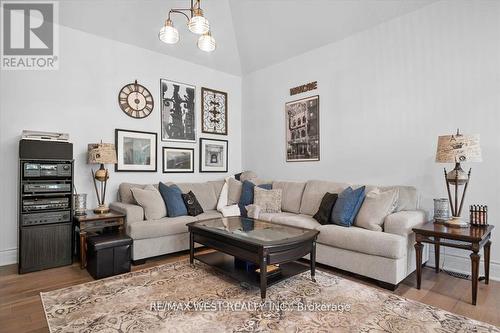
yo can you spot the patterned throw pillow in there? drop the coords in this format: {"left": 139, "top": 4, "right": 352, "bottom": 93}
{"left": 238, "top": 180, "right": 272, "bottom": 217}
{"left": 182, "top": 191, "right": 204, "bottom": 217}
{"left": 254, "top": 187, "right": 282, "bottom": 213}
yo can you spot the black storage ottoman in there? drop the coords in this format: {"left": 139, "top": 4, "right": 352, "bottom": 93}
{"left": 86, "top": 234, "right": 132, "bottom": 279}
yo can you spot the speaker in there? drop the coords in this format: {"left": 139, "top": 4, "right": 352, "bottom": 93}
{"left": 19, "top": 140, "right": 73, "bottom": 160}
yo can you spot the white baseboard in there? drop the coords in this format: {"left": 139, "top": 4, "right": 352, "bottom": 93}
{"left": 428, "top": 248, "right": 500, "bottom": 282}
{"left": 0, "top": 248, "right": 17, "bottom": 266}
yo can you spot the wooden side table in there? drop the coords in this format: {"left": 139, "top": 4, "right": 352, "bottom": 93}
{"left": 74, "top": 210, "right": 126, "bottom": 269}
{"left": 413, "top": 222, "right": 494, "bottom": 305}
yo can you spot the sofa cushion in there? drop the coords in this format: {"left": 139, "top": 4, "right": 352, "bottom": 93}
{"left": 208, "top": 180, "right": 225, "bottom": 203}
{"left": 299, "top": 180, "right": 350, "bottom": 215}
{"left": 159, "top": 183, "right": 187, "bottom": 217}
{"left": 313, "top": 193, "right": 338, "bottom": 225}
{"left": 175, "top": 182, "right": 219, "bottom": 211}
{"left": 272, "top": 181, "right": 306, "bottom": 213}
{"left": 364, "top": 185, "right": 418, "bottom": 211}
{"left": 119, "top": 183, "right": 147, "bottom": 204}
{"left": 317, "top": 224, "right": 406, "bottom": 259}
{"left": 127, "top": 215, "right": 196, "bottom": 240}
{"left": 257, "top": 212, "right": 296, "bottom": 222}
{"left": 239, "top": 181, "right": 272, "bottom": 216}
{"left": 354, "top": 188, "right": 398, "bottom": 231}
{"left": 331, "top": 186, "right": 366, "bottom": 227}
{"left": 182, "top": 191, "right": 204, "bottom": 217}
{"left": 271, "top": 214, "right": 321, "bottom": 230}
{"left": 383, "top": 186, "right": 418, "bottom": 211}
{"left": 196, "top": 210, "right": 223, "bottom": 221}
{"left": 254, "top": 187, "right": 282, "bottom": 213}
{"left": 227, "top": 177, "right": 243, "bottom": 205}
{"left": 130, "top": 185, "right": 167, "bottom": 220}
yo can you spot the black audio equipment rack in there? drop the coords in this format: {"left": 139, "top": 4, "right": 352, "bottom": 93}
{"left": 18, "top": 140, "right": 74, "bottom": 273}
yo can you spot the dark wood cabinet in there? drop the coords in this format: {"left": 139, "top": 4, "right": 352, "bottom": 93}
{"left": 18, "top": 139, "right": 74, "bottom": 274}
{"left": 20, "top": 223, "right": 73, "bottom": 273}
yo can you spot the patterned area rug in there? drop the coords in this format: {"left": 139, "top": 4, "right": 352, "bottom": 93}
{"left": 41, "top": 260, "right": 499, "bottom": 332}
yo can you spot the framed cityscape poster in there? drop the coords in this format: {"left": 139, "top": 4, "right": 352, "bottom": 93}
{"left": 115, "top": 129, "right": 157, "bottom": 172}
{"left": 285, "top": 95, "right": 320, "bottom": 162}
{"left": 160, "top": 79, "right": 196, "bottom": 142}
{"left": 201, "top": 87, "right": 227, "bottom": 135}
{"left": 162, "top": 147, "right": 194, "bottom": 173}
{"left": 199, "top": 138, "right": 228, "bottom": 173}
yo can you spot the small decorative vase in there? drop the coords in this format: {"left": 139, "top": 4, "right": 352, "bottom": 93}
{"left": 434, "top": 198, "right": 449, "bottom": 222}
{"left": 74, "top": 194, "right": 87, "bottom": 216}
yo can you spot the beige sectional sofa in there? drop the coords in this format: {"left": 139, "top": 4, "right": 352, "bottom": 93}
{"left": 110, "top": 179, "right": 429, "bottom": 289}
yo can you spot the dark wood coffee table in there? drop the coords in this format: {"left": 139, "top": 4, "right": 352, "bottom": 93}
{"left": 413, "top": 222, "right": 494, "bottom": 305}
{"left": 187, "top": 217, "right": 319, "bottom": 299}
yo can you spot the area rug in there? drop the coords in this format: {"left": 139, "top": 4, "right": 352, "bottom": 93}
{"left": 40, "top": 260, "right": 499, "bottom": 333}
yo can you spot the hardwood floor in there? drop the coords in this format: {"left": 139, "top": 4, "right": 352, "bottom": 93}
{"left": 1, "top": 252, "right": 499, "bottom": 332}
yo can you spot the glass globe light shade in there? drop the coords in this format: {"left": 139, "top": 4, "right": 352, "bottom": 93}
{"left": 197, "top": 32, "right": 216, "bottom": 52}
{"left": 188, "top": 8, "right": 210, "bottom": 34}
{"left": 159, "top": 19, "right": 179, "bottom": 44}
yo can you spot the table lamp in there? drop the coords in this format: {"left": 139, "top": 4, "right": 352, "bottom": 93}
{"left": 88, "top": 142, "right": 117, "bottom": 214}
{"left": 435, "top": 129, "right": 482, "bottom": 227}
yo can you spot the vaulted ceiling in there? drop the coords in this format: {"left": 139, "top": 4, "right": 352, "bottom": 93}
{"left": 59, "top": 0, "right": 437, "bottom": 76}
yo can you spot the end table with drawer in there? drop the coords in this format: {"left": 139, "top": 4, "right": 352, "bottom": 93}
{"left": 74, "top": 210, "right": 126, "bottom": 269}
{"left": 413, "top": 222, "right": 494, "bottom": 305}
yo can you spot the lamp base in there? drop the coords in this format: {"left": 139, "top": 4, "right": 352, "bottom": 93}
{"left": 443, "top": 216, "right": 469, "bottom": 228}
{"left": 93, "top": 205, "right": 110, "bottom": 215}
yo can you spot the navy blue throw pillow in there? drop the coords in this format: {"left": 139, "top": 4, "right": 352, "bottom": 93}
{"left": 158, "top": 182, "right": 187, "bottom": 217}
{"left": 330, "top": 186, "right": 366, "bottom": 227}
{"left": 238, "top": 180, "right": 272, "bottom": 216}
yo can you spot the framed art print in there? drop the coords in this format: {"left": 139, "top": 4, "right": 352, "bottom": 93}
{"left": 160, "top": 79, "right": 196, "bottom": 142}
{"left": 201, "top": 87, "right": 227, "bottom": 135}
{"left": 162, "top": 147, "right": 194, "bottom": 173}
{"left": 199, "top": 138, "right": 228, "bottom": 173}
{"left": 285, "top": 95, "right": 320, "bottom": 162}
{"left": 115, "top": 129, "right": 157, "bottom": 172}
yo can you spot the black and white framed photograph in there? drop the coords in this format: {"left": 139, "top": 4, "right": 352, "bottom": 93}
{"left": 199, "top": 138, "right": 228, "bottom": 173}
{"left": 285, "top": 95, "right": 320, "bottom": 162}
{"left": 162, "top": 147, "right": 194, "bottom": 173}
{"left": 115, "top": 129, "right": 157, "bottom": 172}
{"left": 160, "top": 79, "right": 196, "bottom": 142}
{"left": 201, "top": 87, "right": 227, "bottom": 135}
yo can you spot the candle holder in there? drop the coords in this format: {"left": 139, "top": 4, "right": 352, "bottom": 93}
{"left": 470, "top": 205, "right": 488, "bottom": 226}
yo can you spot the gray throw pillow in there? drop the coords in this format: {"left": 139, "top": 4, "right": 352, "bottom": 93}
{"left": 354, "top": 188, "right": 398, "bottom": 231}
{"left": 254, "top": 187, "right": 282, "bottom": 213}
{"left": 227, "top": 177, "right": 242, "bottom": 205}
{"left": 131, "top": 185, "right": 167, "bottom": 220}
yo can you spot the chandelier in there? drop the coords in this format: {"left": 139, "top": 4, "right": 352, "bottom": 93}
{"left": 159, "top": 0, "right": 216, "bottom": 52}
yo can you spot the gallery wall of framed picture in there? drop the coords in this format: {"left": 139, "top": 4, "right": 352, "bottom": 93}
{"left": 285, "top": 95, "right": 320, "bottom": 162}
{"left": 199, "top": 138, "right": 228, "bottom": 173}
{"left": 201, "top": 87, "right": 227, "bottom": 135}
{"left": 162, "top": 147, "right": 194, "bottom": 173}
{"left": 115, "top": 129, "right": 158, "bottom": 172}
{"left": 114, "top": 78, "right": 230, "bottom": 174}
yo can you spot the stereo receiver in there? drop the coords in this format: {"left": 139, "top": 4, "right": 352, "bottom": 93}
{"left": 23, "top": 163, "right": 72, "bottom": 178}
{"left": 23, "top": 183, "right": 71, "bottom": 193}
{"left": 22, "top": 197, "right": 69, "bottom": 211}
{"left": 21, "top": 210, "right": 71, "bottom": 226}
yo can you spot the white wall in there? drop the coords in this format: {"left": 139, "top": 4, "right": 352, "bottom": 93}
{"left": 242, "top": 1, "right": 500, "bottom": 279}
{"left": 0, "top": 25, "right": 242, "bottom": 265}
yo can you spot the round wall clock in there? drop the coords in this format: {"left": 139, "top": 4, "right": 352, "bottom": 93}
{"left": 118, "top": 80, "right": 154, "bottom": 119}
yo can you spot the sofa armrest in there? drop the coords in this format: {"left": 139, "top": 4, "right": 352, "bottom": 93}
{"left": 109, "top": 202, "right": 144, "bottom": 223}
{"left": 384, "top": 210, "right": 426, "bottom": 237}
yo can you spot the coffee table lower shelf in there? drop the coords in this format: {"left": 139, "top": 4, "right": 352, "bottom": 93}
{"left": 194, "top": 251, "right": 310, "bottom": 289}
